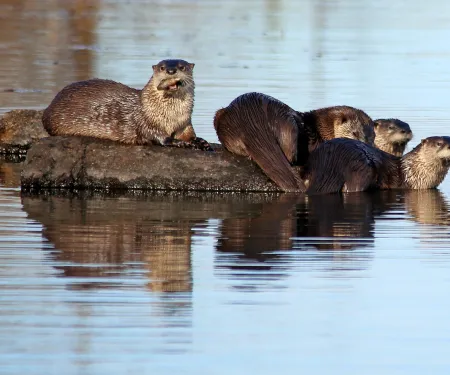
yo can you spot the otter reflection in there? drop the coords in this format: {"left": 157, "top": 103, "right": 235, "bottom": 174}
{"left": 21, "top": 191, "right": 205, "bottom": 294}
{"left": 404, "top": 189, "right": 450, "bottom": 226}
{"left": 21, "top": 191, "right": 286, "bottom": 292}
{"left": 402, "top": 189, "right": 450, "bottom": 251}
{"left": 216, "top": 191, "right": 404, "bottom": 277}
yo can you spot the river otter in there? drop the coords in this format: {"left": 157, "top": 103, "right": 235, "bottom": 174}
{"left": 213, "top": 92, "right": 375, "bottom": 192}
{"left": 302, "top": 136, "right": 450, "bottom": 195}
{"left": 42, "top": 59, "right": 212, "bottom": 151}
{"left": 374, "top": 118, "right": 413, "bottom": 156}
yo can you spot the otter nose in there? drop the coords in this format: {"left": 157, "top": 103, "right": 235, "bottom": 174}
{"left": 166, "top": 68, "right": 177, "bottom": 75}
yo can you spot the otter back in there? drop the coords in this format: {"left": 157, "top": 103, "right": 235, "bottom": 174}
{"left": 305, "top": 138, "right": 401, "bottom": 194}
{"left": 43, "top": 79, "right": 148, "bottom": 144}
{"left": 214, "top": 92, "right": 305, "bottom": 192}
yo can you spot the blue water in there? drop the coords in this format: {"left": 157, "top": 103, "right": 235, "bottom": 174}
{"left": 1, "top": 1, "right": 450, "bottom": 374}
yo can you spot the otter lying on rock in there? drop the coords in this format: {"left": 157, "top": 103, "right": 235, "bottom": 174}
{"left": 374, "top": 118, "right": 413, "bottom": 156}
{"left": 214, "top": 92, "right": 375, "bottom": 192}
{"left": 42, "top": 59, "right": 212, "bottom": 151}
{"left": 302, "top": 136, "right": 450, "bottom": 195}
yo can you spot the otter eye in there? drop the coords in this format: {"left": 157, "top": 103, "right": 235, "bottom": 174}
{"left": 388, "top": 125, "right": 395, "bottom": 130}
{"left": 179, "top": 65, "right": 186, "bottom": 71}
{"left": 437, "top": 142, "right": 443, "bottom": 147}
{"left": 160, "top": 66, "right": 165, "bottom": 71}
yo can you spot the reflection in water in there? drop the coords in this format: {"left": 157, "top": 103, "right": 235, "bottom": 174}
{"left": 23, "top": 189, "right": 448, "bottom": 290}
{"left": 405, "top": 189, "right": 450, "bottom": 226}
{"left": 0, "top": 160, "right": 22, "bottom": 187}
{"left": 295, "top": 192, "right": 399, "bottom": 250}
{"left": 404, "top": 189, "right": 450, "bottom": 251}
{"left": 21, "top": 191, "right": 207, "bottom": 351}
{"left": 21, "top": 193, "right": 201, "bottom": 295}
{"left": 215, "top": 191, "right": 403, "bottom": 280}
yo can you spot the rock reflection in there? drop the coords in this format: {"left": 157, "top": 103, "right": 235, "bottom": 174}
{"left": 21, "top": 192, "right": 203, "bottom": 296}
{"left": 0, "top": 160, "right": 23, "bottom": 187}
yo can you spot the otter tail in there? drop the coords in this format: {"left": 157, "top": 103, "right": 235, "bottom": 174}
{"left": 243, "top": 131, "right": 306, "bottom": 193}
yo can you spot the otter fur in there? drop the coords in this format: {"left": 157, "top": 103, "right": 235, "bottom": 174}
{"left": 374, "top": 118, "right": 413, "bottom": 156}
{"left": 43, "top": 59, "right": 212, "bottom": 150}
{"left": 302, "top": 136, "right": 450, "bottom": 195}
{"left": 213, "top": 92, "right": 375, "bottom": 192}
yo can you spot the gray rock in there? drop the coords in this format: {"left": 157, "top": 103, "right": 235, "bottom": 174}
{"left": 21, "top": 136, "right": 282, "bottom": 192}
{"left": 0, "top": 109, "right": 48, "bottom": 156}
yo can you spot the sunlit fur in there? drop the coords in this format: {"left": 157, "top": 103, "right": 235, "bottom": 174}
{"left": 303, "top": 136, "right": 450, "bottom": 195}
{"left": 402, "top": 136, "right": 450, "bottom": 189}
{"left": 42, "top": 59, "right": 196, "bottom": 145}
{"left": 214, "top": 93, "right": 376, "bottom": 192}
{"left": 302, "top": 105, "right": 375, "bottom": 152}
{"left": 374, "top": 118, "right": 413, "bottom": 156}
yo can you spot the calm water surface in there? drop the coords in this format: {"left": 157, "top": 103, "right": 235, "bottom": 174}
{"left": 1, "top": 0, "right": 450, "bottom": 374}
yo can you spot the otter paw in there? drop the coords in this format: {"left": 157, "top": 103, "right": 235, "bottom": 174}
{"left": 160, "top": 137, "right": 192, "bottom": 148}
{"left": 192, "top": 137, "right": 214, "bottom": 152}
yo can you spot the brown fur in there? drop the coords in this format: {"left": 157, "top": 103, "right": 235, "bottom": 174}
{"left": 303, "top": 136, "right": 450, "bottom": 195}
{"left": 43, "top": 59, "right": 212, "bottom": 150}
{"left": 213, "top": 92, "right": 375, "bottom": 192}
{"left": 302, "top": 105, "right": 375, "bottom": 155}
{"left": 374, "top": 118, "right": 413, "bottom": 156}
{"left": 214, "top": 93, "right": 305, "bottom": 192}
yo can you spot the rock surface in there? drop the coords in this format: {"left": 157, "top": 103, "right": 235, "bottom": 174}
{"left": 21, "top": 136, "right": 282, "bottom": 192}
{"left": 0, "top": 109, "right": 48, "bottom": 156}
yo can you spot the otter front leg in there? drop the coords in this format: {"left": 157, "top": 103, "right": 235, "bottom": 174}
{"left": 173, "top": 125, "right": 214, "bottom": 152}
{"left": 174, "top": 124, "right": 197, "bottom": 141}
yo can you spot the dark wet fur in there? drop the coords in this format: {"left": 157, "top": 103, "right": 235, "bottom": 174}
{"left": 214, "top": 93, "right": 375, "bottom": 192}
{"left": 304, "top": 137, "right": 450, "bottom": 195}
{"left": 214, "top": 92, "right": 305, "bottom": 192}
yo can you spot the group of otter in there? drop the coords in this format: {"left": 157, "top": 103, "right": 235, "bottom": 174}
{"left": 43, "top": 58, "right": 450, "bottom": 195}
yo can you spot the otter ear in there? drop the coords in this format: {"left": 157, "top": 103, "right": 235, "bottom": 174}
{"left": 373, "top": 121, "right": 379, "bottom": 128}
{"left": 421, "top": 138, "right": 428, "bottom": 144}
{"left": 335, "top": 115, "right": 347, "bottom": 127}
{"left": 189, "top": 63, "right": 195, "bottom": 70}
{"left": 152, "top": 65, "right": 157, "bottom": 71}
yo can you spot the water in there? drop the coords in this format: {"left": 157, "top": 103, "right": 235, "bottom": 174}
{"left": 1, "top": 0, "right": 450, "bottom": 374}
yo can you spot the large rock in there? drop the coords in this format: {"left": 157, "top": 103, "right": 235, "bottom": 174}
{"left": 0, "top": 109, "right": 48, "bottom": 156}
{"left": 21, "top": 136, "right": 282, "bottom": 192}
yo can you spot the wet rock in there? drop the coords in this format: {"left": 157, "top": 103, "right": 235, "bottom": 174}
{"left": 21, "top": 136, "right": 282, "bottom": 192}
{"left": 0, "top": 109, "right": 48, "bottom": 156}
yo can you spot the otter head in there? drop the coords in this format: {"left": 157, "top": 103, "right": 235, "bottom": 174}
{"left": 374, "top": 119, "right": 413, "bottom": 145}
{"left": 152, "top": 59, "right": 195, "bottom": 94}
{"left": 332, "top": 106, "right": 375, "bottom": 146}
{"left": 420, "top": 136, "right": 450, "bottom": 161}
